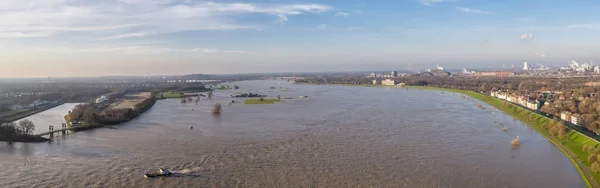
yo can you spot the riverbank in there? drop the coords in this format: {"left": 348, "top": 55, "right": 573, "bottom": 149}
{"left": 406, "top": 86, "right": 597, "bottom": 188}
{"left": 244, "top": 98, "right": 283, "bottom": 104}
{"left": 0, "top": 135, "right": 50, "bottom": 142}
{"left": 0, "top": 102, "right": 65, "bottom": 122}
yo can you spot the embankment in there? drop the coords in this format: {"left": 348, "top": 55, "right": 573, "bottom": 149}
{"left": 0, "top": 102, "right": 65, "bottom": 122}
{"left": 0, "top": 135, "right": 49, "bottom": 142}
{"left": 405, "top": 86, "right": 596, "bottom": 188}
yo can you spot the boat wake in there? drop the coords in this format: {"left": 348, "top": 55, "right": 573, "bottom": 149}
{"left": 172, "top": 167, "right": 201, "bottom": 174}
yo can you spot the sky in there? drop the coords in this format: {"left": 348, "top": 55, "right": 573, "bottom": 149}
{"left": 1, "top": 0, "right": 600, "bottom": 78}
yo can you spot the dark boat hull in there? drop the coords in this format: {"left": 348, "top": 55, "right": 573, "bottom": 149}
{"left": 144, "top": 172, "right": 172, "bottom": 178}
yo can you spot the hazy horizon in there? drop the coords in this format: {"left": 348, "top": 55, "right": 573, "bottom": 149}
{"left": 2, "top": 0, "right": 600, "bottom": 78}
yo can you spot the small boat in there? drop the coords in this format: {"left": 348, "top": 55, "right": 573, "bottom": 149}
{"left": 144, "top": 168, "right": 172, "bottom": 178}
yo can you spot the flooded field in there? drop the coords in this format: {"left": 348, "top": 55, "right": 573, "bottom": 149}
{"left": 0, "top": 80, "right": 585, "bottom": 188}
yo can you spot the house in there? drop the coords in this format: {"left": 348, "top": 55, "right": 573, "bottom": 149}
{"left": 571, "top": 114, "right": 580, "bottom": 126}
{"left": 381, "top": 79, "right": 397, "bottom": 86}
{"left": 372, "top": 79, "right": 378, "bottom": 85}
{"left": 561, "top": 111, "right": 572, "bottom": 122}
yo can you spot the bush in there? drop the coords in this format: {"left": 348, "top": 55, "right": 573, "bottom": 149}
{"left": 584, "top": 145, "right": 590, "bottom": 153}
{"left": 589, "top": 154, "right": 597, "bottom": 163}
{"left": 414, "top": 80, "right": 428, "bottom": 86}
{"left": 511, "top": 138, "right": 520, "bottom": 147}
{"left": 592, "top": 162, "right": 600, "bottom": 173}
{"left": 234, "top": 85, "right": 240, "bottom": 89}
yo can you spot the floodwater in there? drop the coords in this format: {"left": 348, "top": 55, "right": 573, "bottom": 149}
{"left": 12, "top": 103, "right": 81, "bottom": 135}
{"left": 0, "top": 80, "right": 585, "bottom": 188}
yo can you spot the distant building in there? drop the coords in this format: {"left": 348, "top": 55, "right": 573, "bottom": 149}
{"left": 369, "top": 73, "right": 376, "bottom": 77}
{"left": 372, "top": 79, "right": 378, "bottom": 85}
{"left": 473, "top": 72, "right": 514, "bottom": 77}
{"left": 391, "top": 71, "right": 397, "bottom": 77}
{"left": 381, "top": 79, "right": 397, "bottom": 86}
{"left": 522, "top": 62, "right": 529, "bottom": 70}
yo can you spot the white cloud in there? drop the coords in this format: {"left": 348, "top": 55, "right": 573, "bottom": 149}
{"left": 40, "top": 45, "right": 175, "bottom": 53}
{"left": 536, "top": 52, "right": 547, "bottom": 58}
{"left": 520, "top": 33, "right": 534, "bottom": 40}
{"left": 187, "top": 48, "right": 219, "bottom": 53}
{"left": 186, "top": 48, "right": 256, "bottom": 54}
{"left": 223, "top": 50, "right": 256, "bottom": 54}
{"left": 0, "top": 31, "right": 55, "bottom": 38}
{"left": 334, "top": 12, "right": 349, "bottom": 17}
{"left": 456, "top": 7, "right": 494, "bottom": 14}
{"left": 418, "top": 0, "right": 454, "bottom": 6}
{"left": 0, "top": 0, "right": 333, "bottom": 39}
{"left": 100, "top": 32, "right": 150, "bottom": 40}
{"left": 310, "top": 24, "right": 328, "bottom": 30}
{"left": 345, "top": 27, "right": 363, "bottom": 31}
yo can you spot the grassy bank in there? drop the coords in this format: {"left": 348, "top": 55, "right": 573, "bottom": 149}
{"left": 244, "top": 98, "right": 283, "bottom": 104}
{"left": 406, "top": 86, "right": 596, "bottom": 188}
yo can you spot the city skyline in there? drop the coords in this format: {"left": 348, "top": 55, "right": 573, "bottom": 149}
{"left": 2, "top": 0, "right": 600, "bottom": 78}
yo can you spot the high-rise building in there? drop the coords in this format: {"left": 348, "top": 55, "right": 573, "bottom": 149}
{"left": 391, "top": 71, "right": 397, "bottom": 77}
{"left": 522, "top": 62, "right": 529, "bottom": 70}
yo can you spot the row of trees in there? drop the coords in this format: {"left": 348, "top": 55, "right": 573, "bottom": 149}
{"left": 0, "top": 119, "right": 35, "bottom": 136}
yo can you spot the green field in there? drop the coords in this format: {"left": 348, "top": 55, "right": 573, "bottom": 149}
{"left": 243, "top": 98, "right": 283, "bottom": 104}
{"left": 155, "top": 92, "right": 183, "bottom": 100}
{"left": 406, "top": 86, "right": 597, "bottom": 188}
{"left": 215, "top": 87, "right": 232, "bottom": 90}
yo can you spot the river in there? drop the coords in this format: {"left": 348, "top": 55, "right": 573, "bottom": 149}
{"left": 0, "top": 80, "right": 585, "bottom": 187}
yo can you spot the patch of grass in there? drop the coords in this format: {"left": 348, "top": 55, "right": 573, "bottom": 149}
{"left": 155, "top": 92, "right": 183, "bottom": 100}
{"left": 243, "top": 98, "right": 283, "bottom": 104}
{"left": 407, "top": 86, "right": 596, "bottom": 188}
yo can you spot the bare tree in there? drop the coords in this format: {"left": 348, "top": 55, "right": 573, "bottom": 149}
{"left": 212, "top": 103, "right": 222, "bottom": 114}
{"left": 18, "top": 119, "right": 35, "bottom": 135}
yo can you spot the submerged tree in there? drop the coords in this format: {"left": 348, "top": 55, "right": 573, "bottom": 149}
{"left": 234, "top": 85, "right": 240, "bottom": 90}
{"left": 18, "top": 119, "right": 35, "bottom": 135}
{"left": 212, "top": 103, "right": 222, "bottom": 114}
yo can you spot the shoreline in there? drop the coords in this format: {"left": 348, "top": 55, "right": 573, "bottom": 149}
{"left": 404, "top": 86, "right": 596, "bottom": 188}
{"left": 0, "top": 102, "right": 65, "bottom": 122}
{"left": 0, "top": 135, "right": 50, "bottom": 143}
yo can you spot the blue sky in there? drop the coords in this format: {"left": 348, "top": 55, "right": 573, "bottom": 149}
{"left": 1, "top": 0, "right": 600, "bottom": 77}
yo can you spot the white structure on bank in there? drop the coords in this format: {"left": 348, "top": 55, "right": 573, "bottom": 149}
{"left": 381, "top": 79, "right": 397, "bottom": 86}
{"left": 96, "top": 96, "right": 108, "bottom": 103}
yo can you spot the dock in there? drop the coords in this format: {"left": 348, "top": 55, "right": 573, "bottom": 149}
{"left": 35, "top": 124, "right": 73, "bottom": 137}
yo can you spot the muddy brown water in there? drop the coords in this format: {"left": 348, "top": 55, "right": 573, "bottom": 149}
{"left": 0, "top": 80, "right": 584, "bottom": 188}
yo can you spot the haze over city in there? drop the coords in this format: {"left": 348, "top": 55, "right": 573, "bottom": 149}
{"left": 2, "top": 0, "right": 600, "bottom": 78}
